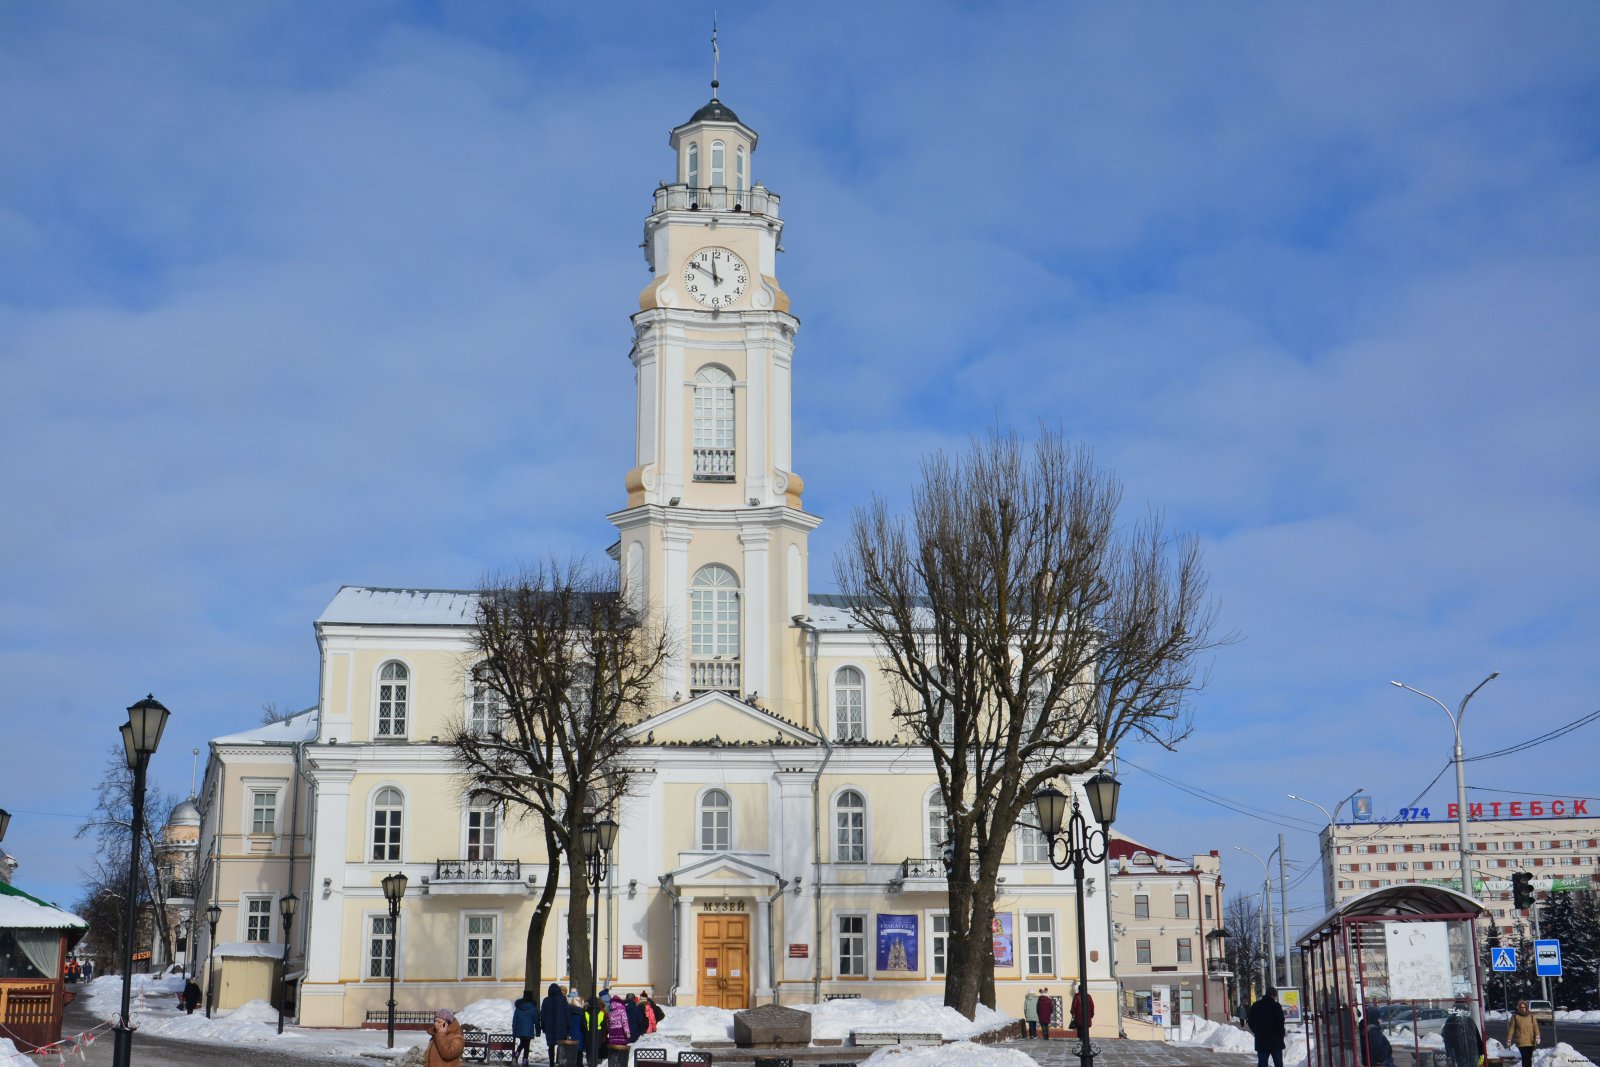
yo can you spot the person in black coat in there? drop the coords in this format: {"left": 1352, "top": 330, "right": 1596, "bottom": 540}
{"left": 624, "top": 994, "right": 646, "bottom": 1043}
{"left": 1360, "top": 1009, "right": 1396, "bottom": 1067}
{"left": 182, "top": 978, "right": 201, "bottom": 1015}
{"left": 512, "top": 991, "right": 540, "bottom": 1065}
{"left": 538, "top": 983, "right": 571, "bottom": 1066}
{"left": 1247, "top": 986, "right": 1288, "bottom": 1067}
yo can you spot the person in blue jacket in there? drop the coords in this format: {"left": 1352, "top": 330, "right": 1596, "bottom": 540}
{"left": 537, "top": 983, "right": 572, "bottom": 1066}
{"left": 512, "top": 990, "right": 540, "bottom": 1065}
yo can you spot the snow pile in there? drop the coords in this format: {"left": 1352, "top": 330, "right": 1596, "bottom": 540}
{"left": 0, "top": 1038, "right": 27, "bottom": 1067}
{"left": 1557, "top": 1010, "right": 1600, "bottom": 1024}
{"left": 797, "top": 996, "right": 1014, "bottom": 1041}
{"left": 81, "top": 972, "right": 186, "bottom": 1022}
{"left": 860, "top": 1042, "right": 1036, "bottom": 1066}
{"left": 1536, "top": 1044, "right": 1597, "bottom": 1067}
{"left": 458, "top": 997, "right": 515, "bottom": 1031}
{"left": 1171, "top": 1016, "right": 1310, "bottom": 1066}
{"left": 654, "top": 1004, "right": 738, "bottom": 1043}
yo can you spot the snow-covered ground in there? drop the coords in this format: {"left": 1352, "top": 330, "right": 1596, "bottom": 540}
{"left": 859, "top": 1043, "right": 1037, "bottom": 1066}
{"left": 1173, "top": 1016, "right": 1594, "bottom": 1067}
{"left": 1487, "top": 1010, "right": 1600, "bottom": 1025}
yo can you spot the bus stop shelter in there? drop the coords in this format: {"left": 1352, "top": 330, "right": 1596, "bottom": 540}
{"left": 1296, "top": 883, "right": 1486, "bottom": 1067}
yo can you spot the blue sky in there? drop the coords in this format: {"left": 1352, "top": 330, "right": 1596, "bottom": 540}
{"left": 3, "top": 2, "right": 1598, "bottom": 936}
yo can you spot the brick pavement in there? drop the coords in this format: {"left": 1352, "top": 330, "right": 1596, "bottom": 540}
{"left": 1003, "top": 1036, "right": 1255, "bottom": 1066}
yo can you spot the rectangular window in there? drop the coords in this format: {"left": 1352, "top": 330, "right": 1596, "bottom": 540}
{"left": 837, "top": 915, "right": 866, "bottom": 977}
{"left": 1017, "top": 824, "right": 1048, "bottom": 864}
{"left": 1136, "top": 939, "right": 1151, "bottom": 965}
{"left": 1134, "top": 894, "right": 1150, "bottom": 919}
{"left": 1180, "top": 989, "right": 1195, "bottom": 1014}
{"left": 251, "top": 790, "right": 277, "bottom": 835}
{"left": 1177, "top": 938, "right": 1193, "bottom": 963}
{"left": 467, "top": 807, "right": 498, "bottom": 861}
{"left": 368, "top": 915, "right": 395, "bottom": 979}
{"left": 1174, "top": 894, "right": 1190, "bottom": 919}
{"left": 1204, "top": 895, "right": 1213, "bottom": 920}
{"left": 245, "top": 897, "right": 272, "bottom": 942}
{"left": 931, "top": 914, "right": 948, "bottom": 977}
{"left": 836, "top": 802, "right": 865, "bottom": 863}
{"left": 1025, "top": 914, "right": 1055, "bottom": 975}
{"left": 465, "top": 915, "right": 496, "bottom": 978}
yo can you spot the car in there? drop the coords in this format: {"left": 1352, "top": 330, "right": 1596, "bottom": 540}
{"left": 1385, "top": 1007, "right": 1450, "bottom": 1036}
{"left": 1528, "top": 1000, "right": 1554, "bottom": 1025}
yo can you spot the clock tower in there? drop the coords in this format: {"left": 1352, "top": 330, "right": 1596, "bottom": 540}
{"left": 610, "top": 88, "right": 820, "bottom": 716}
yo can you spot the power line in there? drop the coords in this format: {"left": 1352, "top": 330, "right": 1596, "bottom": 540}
{"left": 1465, "top": 708, "right": 1600, "bottom": 762}
{"left": 1116, "top": 757, "right": 1320, "bottom": 832}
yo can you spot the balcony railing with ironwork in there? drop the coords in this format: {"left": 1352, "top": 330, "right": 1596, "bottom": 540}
{"left": 689, "top": 659, "right": 741, "bottom": 696}
{"left": 693, "top": 447, "right": 736, "bottom": 482}
{"left": 900, "top": 858, "right": 946, "bottom": 880}
{"left": 1206, "top": 957, "right": 1233, "bottom": 975}
{"left": 434, "top": 858, "right": 522, "bottom": 883}
{"left": 653, "top": 183, "right": 780, "bottom": 218}
{"left": 163, "top": 879, "right": 196, "bottom": 901}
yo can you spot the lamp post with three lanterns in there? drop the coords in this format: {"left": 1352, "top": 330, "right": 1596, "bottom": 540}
{"left": 1033, "top": 772, "right": 1121, "bottom": 1067}
{"left": 581, "top": 816, "right": 619, "bottom": 1067}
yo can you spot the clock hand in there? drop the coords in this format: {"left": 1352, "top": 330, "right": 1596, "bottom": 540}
{"left": 688, "top": 261, "right": 714, "bottom": 280}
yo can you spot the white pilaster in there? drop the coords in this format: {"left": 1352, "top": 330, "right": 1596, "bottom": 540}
{"left": 662, "top": 525, "right": 693, "bottom": 700}
{"left": 754, "top": 894, "right": 773, "bottom": 1000}
{"left": 302, "top": 757, "right": 355, "bottom": 1003}
{"left": 744, "top": 338, "right": 769, "bottom": 503}
{"left": 659, "top": 328, "right": 686, "bottom": 502}
{"left": 739, "top": 525, "right": 771, "bottom": 697}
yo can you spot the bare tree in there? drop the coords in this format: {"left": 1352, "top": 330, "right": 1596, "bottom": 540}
{"left": 76, "top": 747, "right": 183, "bottom": 970}
{"left": 1225, "top": 893, "right": 1269, "bottom": 1011}
{"left": 835, "top": 426, "right": 1222, "bottom": 1018}
{"left": 445, "top": 560, "right": 670, "bottom": 998}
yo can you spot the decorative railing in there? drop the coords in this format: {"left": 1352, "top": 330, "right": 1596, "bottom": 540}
{"left": 689, "top": 659, "right": 741, "bottom": 695}
{"left": 693, "top": 447, "right": 736, "bottom": 481}
{"left": 653, "top": 183, "right": 781, "bottom": 217}
{"left": 900, "top": 858, "right": 946, "bottom": 880}
{"left": 1206, "top": 957, "right": 1233, "bottom": 975}
{"left": 163, "top": 879, "right": 196, "bottom": 900}
{"left": 434, "top": 858, "right": 522, "bottom": 882}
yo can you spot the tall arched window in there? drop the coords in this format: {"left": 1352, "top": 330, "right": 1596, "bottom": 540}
{"left": 466, "top": 800, "right": 498, "bottom": 861}
{"left": 690, "top": 565, "right": 741, "bottom": 694}
{"left": 735, "top": 145, "right": 746, "bottom": 192}
{"left": 687, "top": 142, "right": 700, "bottom": 188}
{"left": 700, "top": 789, "right": 732, "bottom": 851}
{"left": 377, "top": 662, "right": 409, "bottom": 738}
{"left": 710, "top": 140, "right": 726, "bottom": 186}
{"left": 835, "top": 789, "right": 866, "bottom": 862}
{"left": 372, "top": 787, "right": 404, "bottom": 862}
{"left": 692, "top": 366, "right": 735, "bottom": 481}
{"left": 926, "top": 795, "right": 948, "bottom": 860}
{"left": 833, "top": 667, "right": 865, "bottom": 740}
{"left": 467, "top": 664, "right": 502, "bottom": 737}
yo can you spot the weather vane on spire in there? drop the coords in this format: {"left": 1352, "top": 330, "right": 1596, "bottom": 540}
{"left": 711, "top": 14, "right": 720, "bottom": 98}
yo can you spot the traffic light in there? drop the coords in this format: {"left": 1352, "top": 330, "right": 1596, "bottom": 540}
{"left": 1512, "top": 870, "right": 1534, "bottom": 909}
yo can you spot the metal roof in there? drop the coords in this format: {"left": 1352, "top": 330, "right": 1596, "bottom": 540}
{"left": 1297, "top": 882, "right": 1485, "bottom": 946}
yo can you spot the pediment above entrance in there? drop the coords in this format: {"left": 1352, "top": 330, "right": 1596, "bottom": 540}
{"left": 627, "top": 691, "right": 816, "bottom": 747}
{"left": 662, "top": 851, "right": 784, "bottom": 892}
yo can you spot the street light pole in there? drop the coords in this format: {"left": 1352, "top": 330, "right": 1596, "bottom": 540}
{"left": 1288, "top": 789, "right": 1365, "bottom": 912}
{"left": 582, "top": 816, "right": 619, "bottom": 1067}
{"left": 112, "top": 695, "right": 172, "bottom": 1067}
{"left": 204, "top": 902, "right": 221, "bottom": 1019}
{"left": 1391, "top": 673, "right": 1498, "bottom": 897}
{"left": 1235, "top": 846, "right": 1280, "bottom": 988}
{"left": 381, "top": 872, "right": 408, "bottom": 1049}
{"left": 276, "top": 892, "right": 298, "bottom": 1034}
{"left": 1034, "top": 772, "right": 1121, "bottom": 1067}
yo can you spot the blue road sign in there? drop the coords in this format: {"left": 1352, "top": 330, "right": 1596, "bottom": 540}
{"left": 1535, "top": 939, "right": 1562, "bottom": 977}
{"left": 1492, "top": 947, "right": 1517, "bottom": 972}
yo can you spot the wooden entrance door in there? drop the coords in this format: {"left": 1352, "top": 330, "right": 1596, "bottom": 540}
{"left": 696, "top": 914, "right": 749, "bottom": 1009}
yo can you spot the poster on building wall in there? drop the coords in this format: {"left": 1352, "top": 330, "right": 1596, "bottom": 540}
{"left": 1280, "top": 989, "right": 1301, "bottom": 1022}
{"left": 1384, "top": 921, "right": 1452, "bottom": 1000}
{"left": 876, "top": 914, "right": 919, "bottom": 972}
{"left": 992, "top": 913, "right": 1014, "bottom": 967}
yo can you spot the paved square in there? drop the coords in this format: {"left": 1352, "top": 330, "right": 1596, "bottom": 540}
{"left": 1003, "top": 1037, "right": 1254, "bottom": 1066}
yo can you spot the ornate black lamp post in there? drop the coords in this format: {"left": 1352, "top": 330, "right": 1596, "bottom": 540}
{"left": 276, "top": 892, "right": 298, "bottom": 1034}
{"left": 112, "top": 695, "right": 171, "bottom": 1067}
{"left": 381, "top": 872, "right": 407, "bottom": 1049}
{"left": 580, "top": 816, "right": 619, "bottom": 1067}
{"left": 204, "top": 901, "right": 221, "bottom": 1018}
{"left": 1033, "top": 772, "right": 1121, "bottom": 1067}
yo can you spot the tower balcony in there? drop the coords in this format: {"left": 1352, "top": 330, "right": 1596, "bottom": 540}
{"left": 653, "top": 183, "right": 780, "bottom": 218}
{"left": 689, "top": 659, "right": 741, "bottom": 696}
{"left": 693, "top": 447, "right": 736, "bottom": 482}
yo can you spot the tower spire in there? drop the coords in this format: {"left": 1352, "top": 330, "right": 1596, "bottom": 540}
{"left": 710, "top": 14, "right": 720, "bottom": 98}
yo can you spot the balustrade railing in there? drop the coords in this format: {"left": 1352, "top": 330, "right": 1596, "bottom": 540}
{"left": 653, "top": 184, "right": 780, "bottom": 217}
{"left": 689, "top": 659, "right": 741, "bottom": 695}
{"left": 693, "top": 447, "right": 736, "bottom": 481}
{"left": 434, "top": 858, "right": 522, "bottom": 882}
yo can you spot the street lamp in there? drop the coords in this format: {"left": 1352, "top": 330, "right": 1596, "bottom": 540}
{"left": 204, "top": 902, "right": 221, "bottom": 1019}
{"left": 1288, "top": 788, "right": 1365, "bottom": 913}
{"left": 581, "top": 816, "right": 619, "bottom": 1067}
{"left": 1034, "top": 772, "right": 1120, "bottom": 1067}
{"left": 112, "top": 695, "right": 171, "bottom": 1067}
{"left": 381, "top": 872, "right": 408, "bottom": 1049}
{"left": 1391, "top": 673, "right": 1498, "bottom": 898}
{"left": 276, "top": 893, "right": 298, "bottom": 1034}
{"left": 1235, "top": 845, "right": 1281, "bottom": 989}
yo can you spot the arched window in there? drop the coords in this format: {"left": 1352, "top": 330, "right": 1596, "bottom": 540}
{"left": 926, "top": 795, "right": 948, "bottom": 860}
{"left": 833, "top": 667, "right": 865, "bottom": 741}
{"left": 835, "top": 789, "right": 866, "bottom": 862}
{"left": 372, "top": 787, "right": 404, "bottom": 862}
{"left": 687, "top": 142, "right": 700, "bottom": 188}
{"left": 467, "top": 664, "right": 502, "bottom": 737}
{"left": 710, "top": 140, "right": 726, "bottom": 186}
{"left": 692, "top": 366, "right": 735, "bottom": 481}
{"left": 700, "top": 789, "right": 732, "bottom": 851}
{"left": 690, "top": 564, "right": 740, "bottom": 695}
{"left": 377, "top": 662, "right": 409, "bottom": 738}
{"left": 735, "top": 145, "right": 746, "bottom": 192}
{"left": 466, "top": 800, "right": 498, "bottom": 861}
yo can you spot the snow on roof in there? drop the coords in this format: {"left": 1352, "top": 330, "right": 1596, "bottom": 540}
{"left": 212, "top": 707, "right": 320, "bottom": 746}
{"left": 0, "top": 882, "right": 87, "bottom": 931}
{"left": 214, "top": 941, "right": 286, "bottom": 959}
{"left": 318, "top": 586, "right": 479, "bottom": 626}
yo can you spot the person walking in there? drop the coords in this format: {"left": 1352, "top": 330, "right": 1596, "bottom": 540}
{"left": 640, "top": 990, "right": 662, "bottom": 1033}
{"left": 1506, "top": 1000, "right": 1541, "bottom": 1067}
{"left": 1037, "top": 988, "right": 1055, "bottom": 1040}
{"left": 624, "top": 994, "right": 645, "bottom": 1042}
{"left": 538, "top": 983, "right": 572, "bottom": 1066}
{"left": 1247, "top": 986, "right": 1287, "bottom": 1067}
{"left": 1023, "top": 989, "right": 1039, "bottom": 1039}
{"left": 425, "top": 1008, "right": 465, "bottom": 1067}
{"left": 606, "top": 991, "right": 631, "bottom": 1057}
{"left": 1070, "top": 983, "right": 1094, "bottom": 1039}
{"left": 182, "top": 977, "right": 201, "bottom": 1015}
{"left": 512, "top": 989, "right": 540, "bottom": 1066}
{"left": 1441, "top": 1000, "right": 1482, "bottom": 1067}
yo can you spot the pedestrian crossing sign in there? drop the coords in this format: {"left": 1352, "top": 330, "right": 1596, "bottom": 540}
{"left": 1491, "top": 947, "right": 1517, "bottom": 972}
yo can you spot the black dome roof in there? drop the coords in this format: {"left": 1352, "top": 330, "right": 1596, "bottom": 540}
{"left": 686, "top": 95, "right": 742, "bottom": 125}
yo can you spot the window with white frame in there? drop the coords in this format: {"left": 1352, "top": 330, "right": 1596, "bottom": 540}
{"left": 735, "top": 145, "right": 746, "bottom": 192}
{"left": 368, "top": 914, "right": 395, "bottom": 978}
{"left": 464, "top": 914, "right": 496, "bottom": 978}
{"left": 926, "top": 797, "right": 948, "bottom": 860}
{"left": 372, "top": 787, "right": 403, "bottom": 862}
{"left": 1025, "top": 914, "right": 1055, "bottom": 975}
{"left": 692, "top": 367, "right": 736, "bottom": 483}
{"left": 689, "top": 564, "right": 740, "bottom": 694}
{"left": 1204, "top": 895, "right": 1213, "bottom": 919}
{"left": 468, "top": 665, "right": 503, "bottom": 736}
{"left": 1017, "top": 822, "right": 1048, "bottom": 864}
{"left": 1175, "top": 894, "right": 1190, "bottom": 918}
{"left": 687, "top": 142, "right": 699, "bottom": 188}
{"left": 700, "top": 789, "right": 731, "bottom": 851}
{"left": 377, "top": 661, "right": 409, "bottom": 737}
{"left": 1134, "top": 894, "right": 1150, "bottom": 919}
{"left": 833, "top": 667, "right": 865, "bottom": 740}
{"left": 837, "top": 915, "right": 866, "bottom": 976}
{"left": 250, "top": 789, "right": 278, "bottom": 835}
{"left": 1180, "top": 989, "right": 1194, "bottom": 1013}
{"left": 710, "top": 140, "right": 726, "bottom": 186}
{"left": 467, "top": 802, "right": 498, "bottom": 861}
{"left": 835, "top": 790, "right": 865, "bottom": 862}
{"left": 245, "top": 896, "right": 272, "bottom": 942}
{"left": 1136, "top": 939, "right": 1151, "bottom": 964}
{"left": 1177, "top": 937, "right": 1193, "bottom": 963}
{"left": 931, "top": 913, "right": 948, "bottom": 976}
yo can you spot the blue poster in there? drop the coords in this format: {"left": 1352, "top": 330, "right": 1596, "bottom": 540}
{"left": 876, "top": 913, "right": 919, "bottom": 972}
{"left": 992, "top": 913, "right": 1014, "bottom": 967}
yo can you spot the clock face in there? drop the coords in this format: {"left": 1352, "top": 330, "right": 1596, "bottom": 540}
{"left": 682, "top": 247, "right": 750, "bottom": 309}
